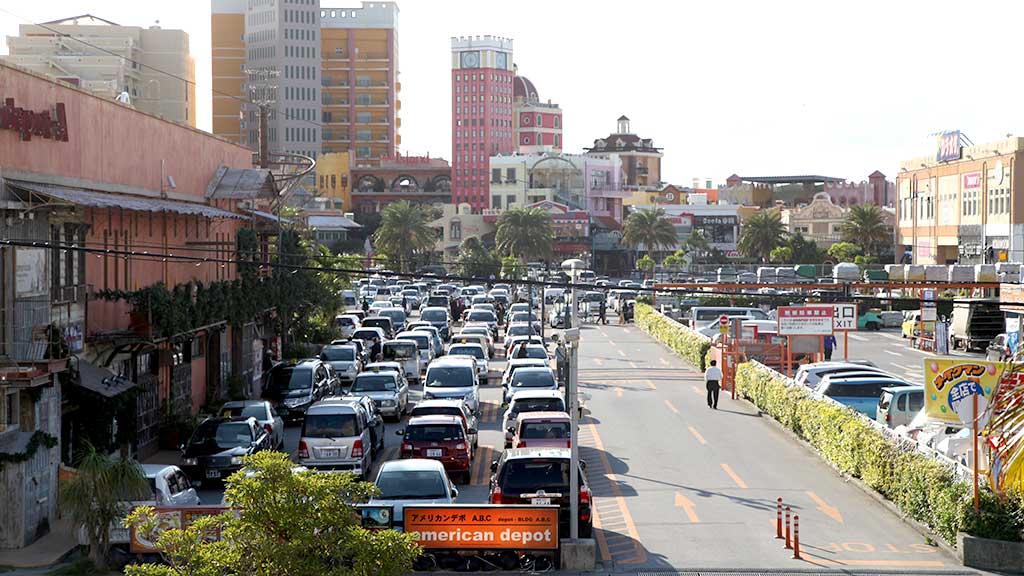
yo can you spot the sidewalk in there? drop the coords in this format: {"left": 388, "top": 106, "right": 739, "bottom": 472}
{"left": 0, "top": 517, "right": 78, "bottom": 570}
{"left": 142, "top": 450, "right": 180, "bottom": 466}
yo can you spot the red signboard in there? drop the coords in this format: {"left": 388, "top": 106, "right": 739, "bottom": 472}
{"left": 0, "top": 98, "right": 69, "bottom": 142}
{"left": 963, "top": 172, "right": 982, "bottom": 190}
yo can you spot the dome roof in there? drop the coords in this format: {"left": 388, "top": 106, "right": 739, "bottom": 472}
{"left": 513, "top": 76, "right": 539, "bottom": 101}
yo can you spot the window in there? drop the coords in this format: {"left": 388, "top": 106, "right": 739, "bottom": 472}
{"left": 492, "top": 168, "right": 501, "bottom": 183}
{"left": 506, "top": 168, "right": 516, "bottom": 183}
{"left": 357, "top": 112, "right": 372, "bottom": 123}
{"left": 357, "top": 129, "right": 371, "bottom": 141}
{"left": 492, "top": 195, "right": 502, "bottom": 209}
{"left": 536, "top": 114, "right": 543, "bottom": 126}
{"left": 449, "top": 221, "right": 462, "bottom": 240}
{"left": 2, "top": 390, "right": 18, "bottom": 432}
{"left": 554, "top": 116, "right": 560, "bottom": 128}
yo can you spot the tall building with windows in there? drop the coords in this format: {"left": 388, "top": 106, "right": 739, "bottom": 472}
{"left": 211, "top": 0, "right": 247, "bottom": 143}
{"left": 451, "top": 36, "right": 515, "bottom": 211}
{"left": 513, "top": 76, "right": 562, "bottom": 152}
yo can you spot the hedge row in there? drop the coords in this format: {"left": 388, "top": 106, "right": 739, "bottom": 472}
{"left": 736, "top": 362, "right": 1024, "bottom": 546}
{"left": 635, "top": 303, "right": 711, "bottom": 371}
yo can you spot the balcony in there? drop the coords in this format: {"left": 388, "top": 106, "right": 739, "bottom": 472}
{"left": 355, "top": 81, "right": 389, "bottom": 90}
{"left": 322, "top": 99, "right": 351, "bottom": 107}
{"left": 355, "top": 99, "right": 389, "bottom": 107}
{"left": 354, "top": 117, "right": 389, "bottom": 125}
{"left": 589, "top": 186, "right": 632, "bottom": 199}
{"left": 355, "top": 52, "right": 390, "bottom": 60}
{"left": 322, "top": 82, "right": 350, "bottom": 89}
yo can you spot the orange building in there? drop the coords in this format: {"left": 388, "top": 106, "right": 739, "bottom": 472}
{"left": 211, "top": 0, "right": 247, "bottom": 145}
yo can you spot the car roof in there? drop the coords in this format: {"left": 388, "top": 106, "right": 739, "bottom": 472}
{"left": 322, "top": 343, "right": 357, "bottom": 350}
{"left": 413, "top": 399, "right": 467, "bottom": 410}
{"left": 222, "top": 399, "right": 266, "bottom": 408}
{"left": 508, "top": 358, "right": 547, "bottom": 366}
{"left": 448, "top": 343, "right": 485, "bottom": 350}
{"left": 511, "top": 389, "right": 563, "bottom": 400}
{"left": 882, "top": 385, "right": 924, "bottom": 393}
{"left": 396, "top": 331, "right": 428, "bottom": 338}
{"left": 823, "top": 376, "right": 912, "bottom": 384}
{"left": 383, "top": 339, "right": 417, "bottom": 346}
{"left": 517, "top": 411, "right": 571, "bottom": 421}
{"left": 513, "top": 366, "right": 554, "bottom": 375}
{"left": 363, "top": 362, "right": 402, "bottom": 372}
{"left": 504, "top": 447, "right": 571, "bottom": 460}
{"left": 377, "top": 458, "right": 447, "bottom": 474}
{"left": 428, "top": 356, "right": 477, "bottom": 367}
{"left": 307, "top": 400, "right": 359, "bottom": 414}
{"left": 800, "top": 362, "right": 880, "bottom": 372}
{"left": 408, "top": 414, "right": 463, "bottom": 425}
{"left": 139, "top": 464, "right": 181, "bottom": 477}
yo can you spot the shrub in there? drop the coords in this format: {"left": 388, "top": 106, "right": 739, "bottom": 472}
{"left": 735, "top": 362, "right": 1024, "bottom": 546}
{"left": 635, "top": 303, "right": 711, "bottom": 370}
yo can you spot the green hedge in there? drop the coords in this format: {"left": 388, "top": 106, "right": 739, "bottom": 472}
{"left": 635, "top": 303, "right": 711, "bottom": 371}
{"left": 736, "top": 362, "right": 1024, "bottom": 546}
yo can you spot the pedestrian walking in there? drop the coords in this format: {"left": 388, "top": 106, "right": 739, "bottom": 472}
{"left": 599, "top": 299, "right": 607, "bottom": 325}
{"left": 369, "top": 336, "right": 382, "bottom": 363}
{"left": 705, "top": 360, "right": 722, "bottom": 409}
{"left": 361, "top": 298, "right": 369, "bottom": 314}
{"left": 824, "top": 334, "right": 836, "bottom": 361}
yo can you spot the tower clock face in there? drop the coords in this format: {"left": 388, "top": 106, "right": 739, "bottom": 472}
{"left": 461, "top": 51, "right": 480, "bottom": 68}
{"left": 495, "top": 52, "right": 508, "bottom": 70}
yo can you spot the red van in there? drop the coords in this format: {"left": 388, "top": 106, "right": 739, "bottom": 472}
{"left": 397, "top": 415, "right": 475, "bottom": 483}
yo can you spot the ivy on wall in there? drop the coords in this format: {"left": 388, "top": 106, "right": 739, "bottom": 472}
{"left": 0, "top": 431, "right": 58, "bottom": 469}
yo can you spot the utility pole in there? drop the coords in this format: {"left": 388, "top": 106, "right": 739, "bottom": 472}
{"left": 562, "top": 258, "right": 584, "bottom": 541}
{"left": 245, "top": 67, "right": 279, "bottom": 169}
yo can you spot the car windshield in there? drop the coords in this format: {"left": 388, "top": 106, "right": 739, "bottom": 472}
{"left": 380, "top": 310, "right": 407, "bottom": 323}
{"left": 376, "top": 470, "right": 447, "bottom": 499}
{"left": 302, "top": 413, "right": 358, "bottom": 438}
{"left": 499, "top": 458, "right": 570, "bottom": 492}
{"left": 352, "top": 375, "right": 397, "bottom": 392}
{"left": 462, "top": 328, "right": 488, "bottom": 336}
{"left": 406, "top": 424, "right": 464, "bottom": 442}
{"left": 320, "top": 347, "right": 356, "bottom": 361}
{"left": 364, "top": 319, "right": 391, "bottom": 329}
{"left": 521, "top": 421, "right": 569, "bottom": 439}
{"left": 383, "top": 343, "right": 417, "bottom": 360}
{"left": 467, "top": 311, "right": 495, "bottom": 322}
{"left": 512, "top": 313, "right": 536, "bottom": 322}
{"left": 512, "top": 398, "right": 565, "bottom": 414}
{"left": 508, "top": 325, "right": 531, "bottom": 337}
{"left": 191, "top": 421, "right": 251, "bottom": 449}
{"left": 425, "top": 367, "right": 475, "bottom": 388}
{"left": 267, "top": 367, "right": 312, "bottom": 391}
{"left": 449, "top": 346, "right": 485, "bottom": 359}
{"left": 412, "top": 406, "right": 463, "bottom": 420}
{"left": 221, "top": 405, "right": 268, "bottom": 420}
{"left": 337, "top": 317, "right": 355, "bottom": 326}
{"left": 512, "top": 371, "right": 555, "bottom": 388}
{"left": 422, "top": 309, "right": 447, "bottom": 321}
{"left": 523, "top": 347, "right": 548, "bottom": 360}
{"left": 401, "top": 335, "right": 429, "bottom": 349}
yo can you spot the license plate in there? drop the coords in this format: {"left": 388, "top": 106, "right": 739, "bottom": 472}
{"left": 426, "top": 449, "right": 442, "bottom": 458}
{"left": 206, "top": 469, "right": 220, "bottom": 479}
{"left": 531, "top": 497, "right": 551, "bottom": 505}
{"left": 320, "top": 448, "right": 340, "bottom": 458}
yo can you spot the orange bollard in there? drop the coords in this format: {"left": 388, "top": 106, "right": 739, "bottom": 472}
{"left": 775, "top": 498, "right": 783, "bottom": 539}
{"left": 784, "top": 506, "right": 792, "bottom": 549}
{"left": 792, "top": 515, "right": 801, "bottom": 560}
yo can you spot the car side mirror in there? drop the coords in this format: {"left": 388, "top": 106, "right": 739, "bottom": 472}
{"left": 451, "top": 486, "right": 459, "bottom": 499}
{"left": 395, "top": 429, "right": 405, "bottom": 436}
{"left": 467, "top": 428, "right": 478, "bottom": 435}
{"left": 580, "top": 460, "right": 587, "bottom": 471}
{"left": 490, "top": 460, "right": 499, "bottom": 473}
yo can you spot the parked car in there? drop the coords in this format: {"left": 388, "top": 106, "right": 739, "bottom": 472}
{"left": 397, "top": 415, "right": 475, "bottom": 484}
{"left": 489, "top": 447, "right": 592, "bottom": 538}
{"left": 219, "top": 399, "right": 285, "bottom": 451}
{"left": 901, "top": 310, "right": 921, "bottom": 339}
{"left": 298, "top": 398, "right": 376, "bottom": 479}
{"left": 410, "top": 399, "right": 479, "bottom": 451}
{"left": 261, "top": 359, "right": 336, "bottom": 421}
{"left": 319, "top": 344, "right": 362, "bottom": 389}
{"left": 445, "top": 342, "right": 489, "bottom": 382}
{"left": 382, "top": 339, "right": 422, "bottom": 384}
{"left": 876, "top": 386, "right": 925, "bottom": 429}
{"left": 422, "top": 357, "right": 481, "bottom": 412}
{"left": 181, "top": 417, "right": 272, "bottom": 483}
{"left": 503, "top": 366, "right": 558, "bottom": 404}
{"left": 502, "top": 390, "right": 567, "bottom": 449}
{"left": 510, "top": 411, "right": 572, "bottom": 449}
{"left": 793, "top": 361, "right": 882, "bottom": 388}
{"left": 688, "top": 306, "right": 769, "bottom": 327}
{"left": 369, "top": 459, "right": 458, "bottom": 530}
{"left": 815, "top": 376, "right": 915, "bottom": 417}
{"left": 141, "top": 464, "right": 201, "bottom": 506}
{"left": 349, "top": 368, "right": 409, "bottom": 421}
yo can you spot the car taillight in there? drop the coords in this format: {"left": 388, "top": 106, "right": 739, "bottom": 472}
{"left": 516, "top": 441, "right": 526, "bottom": 448}
{"left": 264, "top": 423, "right": 273, "bottom": 435}
{"left": 455, "top": 443, "right": 466, "bottom": 451}
{"left": 402, "top": 443, "right": 413, "bottom": 453}
{"left": 580, "top": 486, "right": 591, "bottom": 505}
{"left": 566, "top": 440, "right": 571, "bottom": 448}
{"left": 490, "top": 487, "right": 504, "bottom": 504}
{"left": 886, "top": 411, "right": 891, "bottom": 423}
{"left": 298, "top": 440, "right": 309, "bottom": 459}
{"left": 351, "top": 439, "right": 363, "bottom": 459}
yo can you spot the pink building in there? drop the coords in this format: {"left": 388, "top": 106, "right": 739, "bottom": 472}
{"left": 513, "top": 75, "right": 562, "bottom": 151}
{"left": 451, "top": 36, "right": 515, "bottom": 212}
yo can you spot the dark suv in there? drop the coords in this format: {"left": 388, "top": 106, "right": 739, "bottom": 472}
{"left": 261, "top": 359, "right": 337, "bottom": 421}
{"left": 489, "top": 447, "right": 592, "bottom": 538}
{"left": 180, "top": 417, "right": 272, "bottom": 483}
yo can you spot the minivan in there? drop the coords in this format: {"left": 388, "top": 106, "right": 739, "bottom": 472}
{"left": 876, "top": 386, "right": 925, "bottom": 428}
{"left": 396, "top": 331, "right": 434, "bottom": 367}
{"left": 362, "top": 316, "right": 394, "bottom": 339}
{"left": 377, "top": 307, "right": 408, "bottom": 333}
{"left": 815, "top": 376, "right": 915, "bottom": 417}
{"left": 689, "top": 306, "right": 769, "bottom": 327}
{"left": 298, "top": 399, "right": 375, "bottom": 479}
{"left": 382, "top": 340, "right": 422, "bottom": 384}
{"left": 422, "top": 357, "right": 480, "bottom": 413}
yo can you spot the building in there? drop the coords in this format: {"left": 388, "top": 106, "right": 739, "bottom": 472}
{"left": 897, "top": 134, "right": 1024, "bottom": 264}
{"left": 451, "top": 35, "right": 516, "bottom": 211}
{"left": 513, "top": 75, "right": 562, "bottom": 151}
{"left": 3, "top": 15, "right": 196, "bottom": 127}
{"left": 211, "top": 0, "right": 247, "bottom": 144}
{"left": 315, "top": 151, "right": 351, "bottom": 210}
{"left": 320, "top": 3, "right": 400, "bottom": 164}
{"left": 634, "top": 203, "right": 746, "bottom": 258}
{"left": 822, "top": 171, "right": 893, "bottom": 207}
{"left": 350, "top": 155, "right": 451, "bottom": 213}
{"left": 0, "top": 63, "right": 272, "bottom": 549}
{"left": 779, "top": 192, "right": 894, "bottom": 250}
{"left": 586, "top": 116, "right": 662, "bottom": 205}
{"left": 430, "top": 203, "right": 495, "bottom": 259}
{"left": 301, "top": 210, "right": 361, "bottom": 251}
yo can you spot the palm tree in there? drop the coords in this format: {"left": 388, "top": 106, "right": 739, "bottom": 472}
{"left": 738, "top": 211, "right": 786, "bottom": 262}
{"left": 372, "top": 201, "right": 437, "bottom": 272}
{"left": 61, "top": 443, "right": 149, "bottom": 570}
{"left": 841, "top": 203, "right": 890, "bottom": 256}
{"left": 621, "top": 208, "right": 678, "bottom": 256}
{"left": 495, "top": 207, "right": 553, "bottom": 262}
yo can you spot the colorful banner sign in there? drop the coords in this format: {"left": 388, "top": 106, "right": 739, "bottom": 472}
{"left": 404, "top": 505, "right": 558, "bottom": 550}
{"left": 924, "top": 358, "right": 1005, "bottom": 425}
{"left": 129, "top": 506, "right": 228, "bottom": 553}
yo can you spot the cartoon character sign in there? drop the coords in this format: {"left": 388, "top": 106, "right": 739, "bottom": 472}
{"left": 924, "top": 359, "right": 1004, "bottom": 425}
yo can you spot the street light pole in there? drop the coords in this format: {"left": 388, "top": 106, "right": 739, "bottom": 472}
{"left": 562, "top": 257, "right": 584, "bottom": 541}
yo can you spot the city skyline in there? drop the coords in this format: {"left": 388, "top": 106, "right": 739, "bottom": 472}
{"left": 5, "top": 0, "right": 1024, "bottom": 188}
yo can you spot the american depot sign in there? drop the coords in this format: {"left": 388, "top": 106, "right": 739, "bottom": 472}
{"left": 0, "top": 98, "right": 69, "bottom": 142}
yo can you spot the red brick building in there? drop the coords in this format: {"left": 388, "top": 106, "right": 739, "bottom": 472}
{"left": 350, "top": 155, "right": 452, "bottom": 213}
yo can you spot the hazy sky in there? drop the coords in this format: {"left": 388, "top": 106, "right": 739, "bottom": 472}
{"left": 4, "top": 0, "right": 1023, "bottom": 186}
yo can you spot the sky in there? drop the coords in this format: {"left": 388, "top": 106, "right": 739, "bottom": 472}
{"left": 3, "top": 0, "right": 1024, "bottom": 188}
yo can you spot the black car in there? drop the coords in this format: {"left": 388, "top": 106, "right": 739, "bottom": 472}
{"left": 180, "top": 417, "right": 271, "bottom": 483}
{"left": 261, "top": 359, "right": 336, "bottom": 421}
{"left": 362, "top": 316, "right": 395, "bottom": 339}
{"left": 489, "top": 447, "right": 592, "bottom": 538}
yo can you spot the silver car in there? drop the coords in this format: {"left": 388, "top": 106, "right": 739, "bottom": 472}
{"left": 298, "top": 399, "right": 375, "bottom": 479}
{"left": 319, "top": 344, "right": 362, "bottom": 388}
{"left": 349, "top": 369, "right": 409, "bottom": 421}
{"left": 220, "top": 400, "right": 285, "bottom": 451}
{"left": 370, "top": 459, "right": 457, "bottom": 530}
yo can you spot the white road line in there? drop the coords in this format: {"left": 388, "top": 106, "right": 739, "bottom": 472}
{"left": 884, "top": 350, "right": 903, "bottom": 357}
{"left": 848, "top": 333, "right": 869, "bottom": 342}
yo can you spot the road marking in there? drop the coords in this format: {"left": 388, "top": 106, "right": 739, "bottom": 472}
{"left": 645, "top": 379, "right": 657, "bottom": 391}
{"left": 848, "top": 333, "right": 869, "bottom": 342}
{"left": 674, "top": 491, "right": 700, "bottom": 523}
{"left": 807, "top": 490, "right": 844, "bottom": 524}
{"left": 884, "top": 350, "right": 903, "bottom": 357}
{"left": 664, "top": 399, "right": 679, "bottom": 414}
{"left": 610, "top": 340, "right": 619, "bottom": 348}
{"left": 692, "top": 385, "right": 705, "bottom": 397}
{"left": 470, "top": 447, "right": 495, "bottom": 486}
{"left": 615, "top": 387, "right": 623, "bottom": 398}
{"left": 594, "top": 357, "right": 605, "bottom": 366}
{"left": 628, "top": 361, "right": 638, "bottom": 369}
{"left": 622, "top": 328, "right": 631, "bottom": 334}
{"left": 659, "top": 357, "right": 670, "bottom": 366}
{"left": 618, "top": 349, "right": 627, "bottom": 357}
{"left": 687, "top": 426, "right": 707, "bottom": 445}
{"left": 720, "top": 463, "right": 749, "bottom": 489}
{"left": 804, "top": 557, "right": 945, "bottom": 568}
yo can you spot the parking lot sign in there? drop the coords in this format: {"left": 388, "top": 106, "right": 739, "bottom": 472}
{"left": 777, "top": 306, "right": 834, "bottom": 336}
{"left": 808, "top": 303, "right": 858, "bottom": 331}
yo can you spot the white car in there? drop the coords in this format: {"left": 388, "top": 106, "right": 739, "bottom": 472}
{"left": 503, "top": 366, "right": 558, "bottom": 404}
{"left": 794, "top": 361, "right": 884, "bottom": 388}
{"left": 504, "top": 322, "right": 538, "bottom": 350}
{"left": 220, "top": 400, "right": 286, "bottom": 451}
{"left": 501, "top": 390, "right": 566, "bottom": 449}
{"left": 446, "top": 342, "right": 489, "bottom": 381}
{"left": 140, "top": 464, "right": 201, "bottom": 507}
{"left": 501, "top": 357, "right": 550, "bottom": 389}
{"left": 370, "top": 459, "right": 459, "bottom": 530}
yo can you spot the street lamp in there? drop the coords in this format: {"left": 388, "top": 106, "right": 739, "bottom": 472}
{"left": 560, "top": 257, "right": 584, "bottom": 540}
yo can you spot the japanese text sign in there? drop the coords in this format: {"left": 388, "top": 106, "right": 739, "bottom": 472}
{"left": 808, "top": 303, "right": 858, "bottom": 331}
{"left": 129, "top": 506, "right": 228, "bottom": 553}
{"left": 924, "top": 358, "right": 1004, "bottom": 425}
{"left": 405, "top": 505, "right": 558, "bottom": 550}
{"left": 777, "top": 306, "right": 834, "bottom": 336}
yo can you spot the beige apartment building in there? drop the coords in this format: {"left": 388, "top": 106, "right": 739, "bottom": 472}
{"left": 211, "top": 0, "right": 247, "bottom": 144}
{"left": 3, "top": 15, "right": 196, "bottom": 127}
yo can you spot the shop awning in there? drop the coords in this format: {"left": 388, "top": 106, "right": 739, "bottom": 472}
{"left": 243, "top": 208, "right": 292, "bottom": 224}
{"left": 9, "top": 180, "right": 248, "bottom": 220}
{"left": 75, "top": 359, "right": 136, "bottom": 398}
{"left": 592, "top": 216, "right": 622, "bottom": 231}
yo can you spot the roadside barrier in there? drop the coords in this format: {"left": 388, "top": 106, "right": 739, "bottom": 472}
{"left": 775, "top": 498, "right": 783, "bottom": 540}
{"left": 784, "top": 506, "right": 792, "bottom": 549}
{"left": 791, "top": 515, "right": 801, "bottom": 560}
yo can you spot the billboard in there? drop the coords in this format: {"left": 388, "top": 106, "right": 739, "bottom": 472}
{"left": 129, "top": 506, "right": 228, "bottom": 553}
{"left": 777, "top": 306, "right": 834, "bottom": 336}
{"left": 923, "top": 358, "right": 1005, "bottom": 425}
{"left": 936, "top": 131, "right": 962, "bottom": 163}
{"left": 404, "top": 505, "right": 558, "bottom": 550}
{"left": 807, "top": 303, "right": 858, "bottom": 332}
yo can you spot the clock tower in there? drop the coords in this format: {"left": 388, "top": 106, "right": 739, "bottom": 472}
{"left": 451, "top": 36, "right": 515, "bottom": 212}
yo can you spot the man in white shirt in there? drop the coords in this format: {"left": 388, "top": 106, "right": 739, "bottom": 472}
{"left": 704, "top": 360, "right": 723, "bottom": 409}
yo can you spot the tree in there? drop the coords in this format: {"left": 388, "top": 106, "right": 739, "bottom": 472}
{"left": 635, "top": 254, "right": 656, "bottom": 279}
{"left": 62, "top": 443, "right": 150, "bottom": 571}
{"left": 662, "top": 249, "right": 688, "bottom": 272}
{"left": 769, "top": 246, "right": 793, "bottom": 264}
{"left": 621, "top": 208, "right": 677, "bottom": 256}
{"left": 841, "top": 203, "right": 891, "bottom": 256}
{"left": 737, "top": 211, "right": 786, "bottom": 262}
{"left": 685, "top": 230, "right": 710, "bottom": 267}
{"left": 827, "top": 241, "right": 862, "bottom": 263}
{"left": 495, "top": 207, "right": 553, "bottom": 262}
{"left": 500, "top": 255, "right": 525, "bottom": 279}
{"left": 783, "top": 232, "right": 826, "bottom": 264}
{"left": 456, "top": 237, "right": 500, "bottom": 278}
{"left": 372, "top": 201, "right": 438, "bottom": 272}
{"left": 126, "top": 452, "right": 419, "bottom": 576}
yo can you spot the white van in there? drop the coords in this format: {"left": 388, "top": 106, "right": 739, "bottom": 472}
{"left": 688, "top": 306, "right": 769, "bottom": 327}
{"left": 382, "top": 340, "right": 421, "bottom": 384}
{"left": 422, "top": 357, "right": 480, "bottom": 413}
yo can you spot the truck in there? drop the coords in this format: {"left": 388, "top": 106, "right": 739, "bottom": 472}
{"left": 949, "top": 298, "right": 1004, "bottom": 352}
